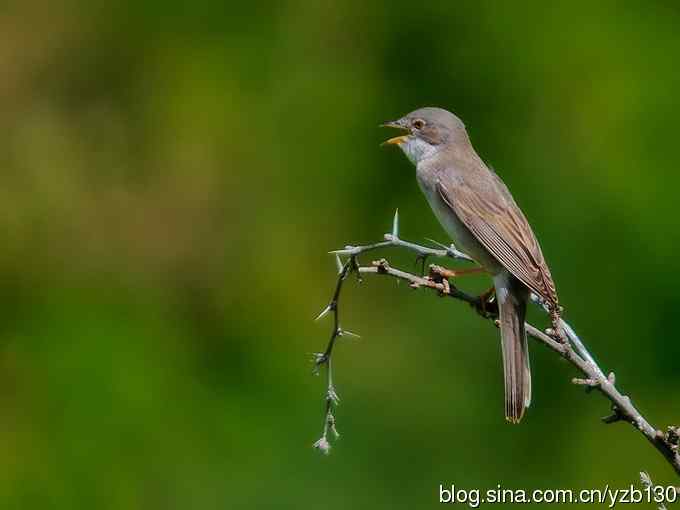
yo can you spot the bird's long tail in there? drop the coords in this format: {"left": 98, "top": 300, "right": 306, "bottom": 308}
{"left": 495, "top": 275, "right": 531, "bottom": 424}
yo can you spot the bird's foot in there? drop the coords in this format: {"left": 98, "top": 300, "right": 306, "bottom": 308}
{"left": 473, "top": 286, "right": 497, "bottom": 319}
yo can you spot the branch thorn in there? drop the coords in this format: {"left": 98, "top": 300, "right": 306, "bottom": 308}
{"left": 425, "top": 237, "right": 447, "bottom": 249}
{"left": 602, "top": 405, "right": 625, "bottom": 424}
{"left": 572, "top": 377, "right": 598, "bottom": 391}
{"left": 335, "top": 254, "right": 344, "bottom": 273}
{"left": 339, "top": 329, "right": 361, "bottom": 339}
{"left": 314, "top": 304, "right": 332, "bottom": 321}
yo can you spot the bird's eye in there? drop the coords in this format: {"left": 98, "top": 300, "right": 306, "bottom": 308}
{"left": 412, "top": 119, "right": 425, "bottom": 130}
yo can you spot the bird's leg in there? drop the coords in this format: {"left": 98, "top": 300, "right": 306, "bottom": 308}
{"left": 428, "top": 264, "right": 486, "bottom": 279}
{"left": 425, "top": 265, "right": 498, "bottom": 317}
{"left": 474, "top": 286, "right": 497, "bottom": 319}
{"left": 549, "top": 306, "right": 566, "bottom": 343}
{"left": 414, "top": 253, "right": 429, "bottom": 276}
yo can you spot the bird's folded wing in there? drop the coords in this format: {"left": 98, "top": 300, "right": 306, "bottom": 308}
{"left": 436, "top": 177, "right": 558, "bottom": 305}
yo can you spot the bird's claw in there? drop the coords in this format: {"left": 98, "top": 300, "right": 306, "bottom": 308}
{"left": 473, "top": 292, "right": 498, "bottom": 318}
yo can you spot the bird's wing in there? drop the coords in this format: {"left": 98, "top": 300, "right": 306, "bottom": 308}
{"left": 436, "top": 172, "right": 558, "bottom": 305}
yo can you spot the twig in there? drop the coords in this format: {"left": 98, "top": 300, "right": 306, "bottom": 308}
{"left": 312, "top": 213, "right": 680, "bottom": 478}
{"left": 311, "top": 255, "right": 355, "bottom": 454}
{"left": 329, "top": 210, "right": 473, "bottom": 263}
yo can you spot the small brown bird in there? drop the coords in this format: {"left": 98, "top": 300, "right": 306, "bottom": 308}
{"left": 383, "top": 107, "right": 559, "bottom": 423}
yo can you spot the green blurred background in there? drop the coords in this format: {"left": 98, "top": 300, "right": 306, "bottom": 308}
{"left": 1, "top": 0, "right": 679, "bottom": 508}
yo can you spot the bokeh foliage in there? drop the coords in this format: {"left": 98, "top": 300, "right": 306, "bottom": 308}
{"left": 0, "top": 1, "right": 679, "bottom": 508}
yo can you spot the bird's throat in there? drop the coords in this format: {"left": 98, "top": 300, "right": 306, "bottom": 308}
{"left": 400, "top": 137, "right": 436, "bottom": 165}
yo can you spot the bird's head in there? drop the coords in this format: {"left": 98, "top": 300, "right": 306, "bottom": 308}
{"left": 382, "top": 107, "right": 467, "bottom": 165}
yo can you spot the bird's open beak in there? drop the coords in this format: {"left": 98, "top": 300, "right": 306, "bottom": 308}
{"left": 380, "top": 120, "right": 410, "bottom": 146}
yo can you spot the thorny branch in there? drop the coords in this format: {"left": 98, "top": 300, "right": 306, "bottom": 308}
{"left": 312, "top": 212, "right": 680, "bottom": 480}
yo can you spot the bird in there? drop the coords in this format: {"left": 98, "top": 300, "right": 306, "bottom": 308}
{"left": 382, "top": 107, "right": 559, "bottom": 423}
